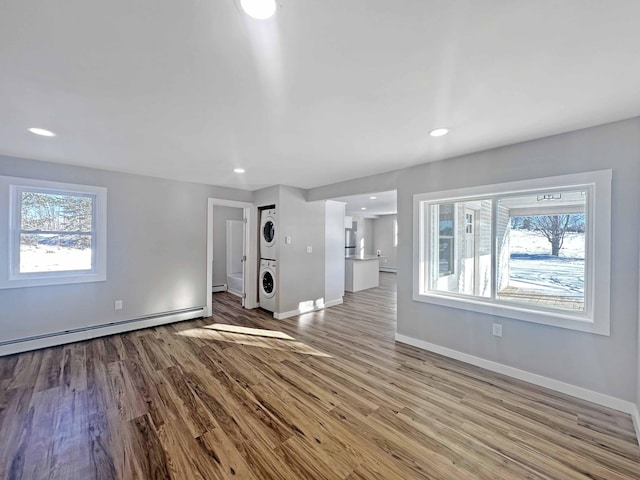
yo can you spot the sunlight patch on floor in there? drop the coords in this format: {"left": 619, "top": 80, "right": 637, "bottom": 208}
{"left": 204, "top": 323, "right": 295, "bottom": 340}
{"left": 175, "top": 324, "right": 331, "bottom": 357}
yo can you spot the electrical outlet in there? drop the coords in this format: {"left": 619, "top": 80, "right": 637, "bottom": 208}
{"left": 285, "top": 236, "right": 292, "bottom": 244}
{"left": 306, "top": 245, "right": 312, "bottom": 253}
{"left": 492, "top": 323, "right": 502, "bottom": 337}
{"left": 115, "top": 300, "right": 123, "bottom": 310}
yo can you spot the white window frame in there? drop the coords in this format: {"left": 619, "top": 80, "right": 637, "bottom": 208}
{"left": 413, "top": 170, "right": 611, "bottom": 335}
{"left": 1, "top": 177, "right": 107, "bottom": 289}
{"left": 393, "top": 218, "right": 398, "bottom": 247}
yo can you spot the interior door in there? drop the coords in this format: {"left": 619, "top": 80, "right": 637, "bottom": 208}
{"left": 242, "top": 210, "right": 247, "bottom": 307}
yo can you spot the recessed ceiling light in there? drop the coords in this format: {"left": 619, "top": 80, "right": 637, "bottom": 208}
{"left": 429, "top": 128, "right": 449, "bottom": 137}
{"left": 233, "top": 168, "right": 246, "bottom": 173}
{"left": 240, "top": 0, "right": 276, "bottom": 19}
{"left": 28, "top": 128, "right": 56, "bottom": 137}
{"left": 361, "top": 207, "right": 366, "bottom": 210}
{"left": 369, "top": 196, "right": 377, "bottom": 200}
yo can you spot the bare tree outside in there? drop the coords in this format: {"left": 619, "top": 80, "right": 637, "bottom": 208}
{"left": 529, "top": 214, "right": 584, "bottom": 256}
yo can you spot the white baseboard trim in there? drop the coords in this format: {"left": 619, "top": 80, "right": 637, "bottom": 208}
{"left": 273, "top": 297, "right": 343, "bottom": 320}
{"left": 395, "top": 333, "right": 639, "bottom": 427}
{"left": 324, "top": 298, "right": 344, "bottom": 308}
{"left": 228, "top": 290, "right": 244, "bottom": 298}
{"left": 274, "top": 309, "right": 306, "bottom": 320}
{"left": 631, "top": 405, "right": 640, "bottom": 446}
{"left": 0, "top": 307, "right": 205, "bottom": 357}
{"left": 379, "top": 267, "right": 397, "bottom": 273}
{"left": 212, "top": 284, "right": 227, "bottom": 293}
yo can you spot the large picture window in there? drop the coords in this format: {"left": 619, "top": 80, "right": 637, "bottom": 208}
{"left": 413, "top": 170, "right": 611, "bottom": 335}
{"left": 1, "top": 177, "right": 107, "bottom": 289}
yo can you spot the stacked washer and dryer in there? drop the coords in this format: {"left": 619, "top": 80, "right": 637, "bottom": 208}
{"left": 259, "top": 208, "right": 277, "bottom": 312}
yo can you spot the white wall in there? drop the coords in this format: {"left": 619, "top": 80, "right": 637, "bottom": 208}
{"left": 211, "top": 206, "right": 243, "bottom": 287}
{"left": 351, "top": 215, "right": 374, "bottom": 256}
{"left": 372, "top": 214, "right": 397, "bottom": 271}
{"left": 325, "top": 201, "right": 345, "bottom": 305}
{"left": 0, "top": 154, "right": 251, "bottom": 347}
{"left": 307, "top": 118, "right": 640, "bottom": 403}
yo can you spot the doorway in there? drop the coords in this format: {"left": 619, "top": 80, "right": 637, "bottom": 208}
{"left": 205, "top": 198, "right": 256, "bottom": 317}
{"left": 226, "top": 219, "right": 244, "bottom": 296}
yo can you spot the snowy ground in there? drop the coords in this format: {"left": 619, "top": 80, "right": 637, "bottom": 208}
{"left": 507, "top": 230, "right": 584, "bottom": 295}
{"left": 20, "top": 245, "right": 92, "bottom": 272}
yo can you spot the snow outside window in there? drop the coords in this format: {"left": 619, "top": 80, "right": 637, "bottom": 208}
{"left": 1, "top": 177, "right": 107, "bottom": 289}
{"left": 413, "top": 170, "right": 611, "bottom": 335}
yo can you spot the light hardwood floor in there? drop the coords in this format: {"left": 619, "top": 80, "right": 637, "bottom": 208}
{"left": 0, "top": 273, "right": 638, "bottom": 479}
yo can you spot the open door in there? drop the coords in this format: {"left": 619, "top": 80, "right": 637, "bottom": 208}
{"left": 226, "top": 219, "right": 245, "bottom": 301}
{"left": 206, "top": 199, "right": 255, "bottom": 317}
{"left": 242, "top": 212, "right": 247, "bottom": 307}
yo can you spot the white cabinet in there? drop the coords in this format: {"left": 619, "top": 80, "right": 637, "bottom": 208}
{"left": 345, "top": 256, "right": 380, "bottom": 292}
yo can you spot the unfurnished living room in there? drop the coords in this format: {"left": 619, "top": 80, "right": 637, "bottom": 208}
{"left": 1, "top": 1, "right": 640, "bottom": 479}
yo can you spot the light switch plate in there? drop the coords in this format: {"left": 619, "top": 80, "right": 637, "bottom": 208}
{"left": 306, "top": 245, "right": 312, "bottom": 253}
{"left": 492, "top": 323, "right": 502, "bottom": 337}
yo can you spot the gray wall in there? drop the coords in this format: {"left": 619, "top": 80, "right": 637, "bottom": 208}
{"left": 308, "top": 118, "right": 640, "bottom": 403}
{"left": 253, "top": 185, "right": 327, "bottom": 315}
{"left": 211, "top": 205, "right": 243, "bottom": 286}
{"left": 397, "top": 119, "right": 639, "bottom": 402}
{"left": 0, "top": 155, "right": 251, "bottom": 342}
{"left": 278, "top": 186, "right": 326, "bottom": 314}
{"left": 372, "top": 214, "right": 397, "bottom": 270}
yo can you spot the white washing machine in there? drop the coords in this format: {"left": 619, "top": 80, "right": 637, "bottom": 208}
{"left": 259, "top": 259, "right": 277, "bottom": 312}
{"left": 260, "top": 208, "right": 277, "bottom": 260}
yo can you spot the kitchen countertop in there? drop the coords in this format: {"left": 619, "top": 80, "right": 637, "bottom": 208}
{"left": 345, "top": 255, "right": 384, "bottom": 261}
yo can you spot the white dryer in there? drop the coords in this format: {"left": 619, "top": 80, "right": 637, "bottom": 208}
{"left": 259, "top": 259, "right": 277, "bottom": 312}
{"left": 260, "top": 208, "right": 277, "bottom": 260}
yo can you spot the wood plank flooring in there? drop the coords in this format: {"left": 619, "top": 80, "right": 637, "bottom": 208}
{"left": 0, "top": 272, "right": 638, "bottom": 479}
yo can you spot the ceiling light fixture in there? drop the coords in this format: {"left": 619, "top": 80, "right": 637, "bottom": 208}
{"left": 233, "top": 168, "right": 246, "bottom": 173}
{"left": 240, "top": 0, "right": 276, "bottom": 19}
{"left": 369, "top": 196, "right": 377, "bottom": 200}
{"left": 429, "top": 128, "right": 449, "bottom": 137}
{"left": 361, "top": 207, "right": 366, "bottom": 210}
{"left": 28, "top": 127, "right": 56, "bottom": 137}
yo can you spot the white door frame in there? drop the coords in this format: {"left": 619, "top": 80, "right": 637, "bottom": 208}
{"left": 206, "top": 198, "right": 256, "bottom": 317}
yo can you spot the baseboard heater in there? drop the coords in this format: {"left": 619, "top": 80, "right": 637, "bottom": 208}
{"left": 0, "top": 306, "right": 204, "bottom": 353}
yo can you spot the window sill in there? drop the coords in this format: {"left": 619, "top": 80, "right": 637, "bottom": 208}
{"left": 1, "top": 271, "right": 106, "bottom": 290}
{"left": 413, "top": 291, "right": 609, "bottom": 336}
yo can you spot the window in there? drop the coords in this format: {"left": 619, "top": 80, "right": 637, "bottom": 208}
{"left": 2, "top": 177, "right": 107, "bottom": 289}
{"left": 413, "top": 170, "right": 611, "bottom": 335}
{"left": 436, "top": 204, "right": 455, "bottom": 276}
{"left": 393, "top": 218, "right": 398, "bottom": 247}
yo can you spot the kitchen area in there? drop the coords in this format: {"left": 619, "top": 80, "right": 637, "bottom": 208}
{"left": 331, "top": 190, "right": 398, "bottom": 294}
{"left": 344, "top": 214, "right": 382, "bottom": 292}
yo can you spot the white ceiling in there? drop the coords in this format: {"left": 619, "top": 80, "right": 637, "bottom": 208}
{"left": 1, "top": 1, "right": 640, "bottom": 191}
{"left": 332, "top": 190, "right": 397, "bottom": 217}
